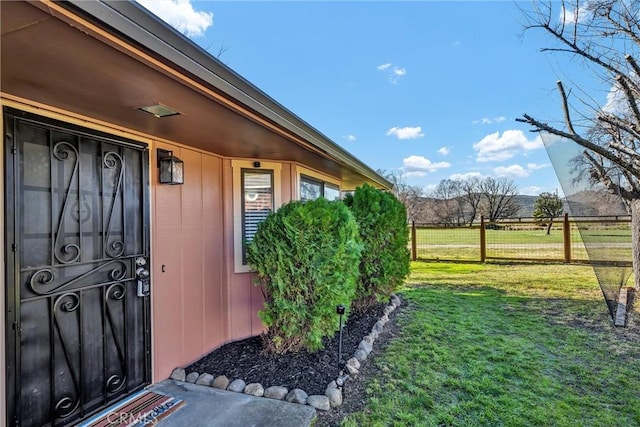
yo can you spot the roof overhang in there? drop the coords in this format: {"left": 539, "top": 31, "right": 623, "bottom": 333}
{"left": 0, "top": 0, "right": 391, "bottom": 190}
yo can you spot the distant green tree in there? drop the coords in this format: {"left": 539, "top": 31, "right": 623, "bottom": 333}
{"left": 533, "top": 191, "right": 564, "bottom": 235}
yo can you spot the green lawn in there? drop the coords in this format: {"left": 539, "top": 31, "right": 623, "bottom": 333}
{"left": 342, "top": 262, "right": 639, "bottom": 427}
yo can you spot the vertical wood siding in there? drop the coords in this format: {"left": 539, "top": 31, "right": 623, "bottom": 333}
{"left": 152, "top": 144, "right": 226, "bottom": 380}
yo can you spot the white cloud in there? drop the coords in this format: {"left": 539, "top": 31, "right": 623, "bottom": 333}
{"left": 450, "top": 172, "right": 484, "bottom": 181}
{"left": 393, "top": 67, "right": 407, "bottom": 77}
{"left": 452, "top": 40, "right": 461, "bottom": 47}
{"left": 423, "top": 183, "right": 438, "bottom": 193}
{"left": 602, "top": 82, "right": 628, "bottom": 115}
{"left": 472, "top": 116, "right": 507, "bottom": 125}
{"left": 137, "top": 0, "right": 213, "bottom": 37}
{"left": 343, "top": 134, "right": 357, "bottom": 142}
{"left": 438, "top": 146, "right": 451, "bottom": 156}
{"left": 473, "top": 130, "right": 543, "bottom": 162}
{"left": 402, "top": 155, "right": 450, "bottom": 177}
{"left": 377, "top": 62, "right": 407, "bottom": 84}
{"left": 493, "top": 164, "right": 530, "bottom": 178}
{"left": 387, "top": 126, "right": 424, "bottom": 140}
{"left": 493, "top": 163, "right": 551, "bottom": 178}
{"left": 527, "top": 163, "right": 549, "bottom": 170}
{"left": 520, "top": 186, "right": 543, "bottom": 196}
{"left": 560, "top": 2, "right": 592, "bottom": 25}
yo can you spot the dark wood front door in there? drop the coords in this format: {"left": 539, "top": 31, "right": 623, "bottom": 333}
{"left": 5, "top": 109, "right": 151, "bottom": 427}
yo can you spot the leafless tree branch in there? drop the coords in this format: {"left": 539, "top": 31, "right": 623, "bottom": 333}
{"left": 517, "top": 113, "right": 640, "bottom": 179}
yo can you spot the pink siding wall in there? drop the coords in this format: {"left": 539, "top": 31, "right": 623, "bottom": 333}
{"left": 152, "top": 143, "right": 225, "bottom": 380}
{"left": 152, "top": 143, "right": 184, "bottom": 381}
{"left": 225, "top": 162, "right": 295, "bottom": 340}
{"left": 180, "top": 149, "right": 205, "bottom": 363}
{"left": 228, "top": 273, "right": 254, "bottom": 341}
{"left": 202, "top": 155, "right": 226, "bottom": 355}
{"left": 153, "top": 157, "right": 295, "bottom": 381}
{"left": 223, "top": 160, "right": 254, "bottom": 341}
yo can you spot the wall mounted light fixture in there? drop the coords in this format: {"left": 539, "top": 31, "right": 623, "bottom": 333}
{"left": 157, "top": 149, "right": 184, "bottom": 185}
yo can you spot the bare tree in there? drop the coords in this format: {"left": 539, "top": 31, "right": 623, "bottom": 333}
{"left": 432, "top": 179, "right": 465, "bottom": 225}
{"left": 430, "top": 176, "right": 520, "bottom": 224}
{"left": 459, "top": 177, "right": 483, "bottom": 225}
{"left": 377, "top": 169, "right": 424, "bottom": 223}
{"left": 480, "top": 177, "right": 520, "bottom": 222}
{"left": 517, "top": 0, "right": 640, "bottom": 289}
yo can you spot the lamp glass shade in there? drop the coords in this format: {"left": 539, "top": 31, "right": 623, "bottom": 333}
{"left": 159, "top": 156, "right": 184, "bottom": 184}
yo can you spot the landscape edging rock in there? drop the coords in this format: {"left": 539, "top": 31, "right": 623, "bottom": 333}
{"left": 168, "top": 294, "right": 401, "bottom": 412}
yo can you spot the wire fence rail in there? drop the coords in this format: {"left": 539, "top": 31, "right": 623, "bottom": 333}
{"left": 410, "top": 214, "right": 632, "bottom": 266}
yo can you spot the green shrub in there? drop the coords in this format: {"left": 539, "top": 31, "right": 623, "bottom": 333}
{"left": 344, "top": 183, "right": 410, "bottom": 310}
{"left": 247, "top": 198, "right": 362, "bottom": 354}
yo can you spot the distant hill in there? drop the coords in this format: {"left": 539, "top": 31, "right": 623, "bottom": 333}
{"left": 412, "top": 191, "right": 628, "bottom": 224}
{"left": 514, "top": 195, "right": 538, "bottom": 218}
{"left": 564, "top": 190, "right": 629, "bottom": 216}
{"left": 415, "top": 194, "right": 539, "bottom": 223}
{"left": 496, "top": 192, "right": 628, "bottom": 218}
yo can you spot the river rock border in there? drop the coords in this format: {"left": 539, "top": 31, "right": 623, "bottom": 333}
{"left": 169, "top": 294, "right": 402, "bottom": 412}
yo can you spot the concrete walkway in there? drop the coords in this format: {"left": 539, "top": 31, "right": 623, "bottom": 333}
{"left": 149, "top": 380, "right": 317, "bottom": 427}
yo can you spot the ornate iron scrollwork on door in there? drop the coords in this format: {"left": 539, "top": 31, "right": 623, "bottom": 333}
{"left": 53, "top": 141, "right": 81, "bottom": 265}
{"left": 6, "top": 110, "right": 151, "bottom": 427}
{"left": 52, "top": 292, "right": 82, "bottom": 419}
{"left": 104, "top": 151, "right": 125, "bottom": 258}
{"left": 28, "top": 260, "right": 130, "bottom": 296}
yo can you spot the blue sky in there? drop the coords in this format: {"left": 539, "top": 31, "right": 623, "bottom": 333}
{"left": 136, "top": 1, "right": 608, "bottom": 196}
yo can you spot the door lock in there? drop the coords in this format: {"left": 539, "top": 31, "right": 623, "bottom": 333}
{"left": 136, "top": 266, "right": 150, "bottom": 297}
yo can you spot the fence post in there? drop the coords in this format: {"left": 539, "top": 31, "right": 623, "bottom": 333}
{"left": 411, "top": 221, "right": 417, "bottom": 261}
{"left": 563, "top": 213, "right": 571, "bottom": 263}
{"left": 480, "top": 216, "right": 486, "bottom": 262}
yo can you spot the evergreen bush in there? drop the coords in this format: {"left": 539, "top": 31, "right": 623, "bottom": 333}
{"left": 344, "top": 183, "right": 410, "bottom": 311}
{"left": 247, "top": 198, "right": 362, "bottom": 354}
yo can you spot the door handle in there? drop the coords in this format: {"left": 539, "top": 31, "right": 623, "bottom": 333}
{"left": 136, "top": 267, "right": 150, "bottom": 297}
{"left": 136, "top": 267, "right": 150, "bottom": 279}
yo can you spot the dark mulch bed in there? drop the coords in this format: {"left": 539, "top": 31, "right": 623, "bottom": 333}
{"left": 186, "top": 299, "right": 405, "bottom": 426}
{"left": 187, "top": 303, "right": 388, "bottom": 395}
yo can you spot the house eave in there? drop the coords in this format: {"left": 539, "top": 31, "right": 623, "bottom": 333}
{"left": 63, "top": 0, "right": 391, "bottom": 190}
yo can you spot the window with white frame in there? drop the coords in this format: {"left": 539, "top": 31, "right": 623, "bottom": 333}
{"left": 233, "top": 160, "right": 281, "bottom": 272}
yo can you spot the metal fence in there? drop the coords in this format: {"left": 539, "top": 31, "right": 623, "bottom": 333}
{"left": 410, "top": 214, "right": 632, "bottom": 265}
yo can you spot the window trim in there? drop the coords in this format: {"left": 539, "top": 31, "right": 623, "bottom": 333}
{"left": 295, "top": 165, "right": 341, "bottom": 201}
{"left": 300, "top": 174, "right": 323, "bottom": 202}
{"left": 232, "top": 160, "right": 281, "bottom": 273}
{"left": 323, "top": 182, "right": 341, "bottom": 200}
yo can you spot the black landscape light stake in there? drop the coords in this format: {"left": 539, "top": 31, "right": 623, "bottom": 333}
{"left": 337, "top": 304, "right": 346, "bottom": 374}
